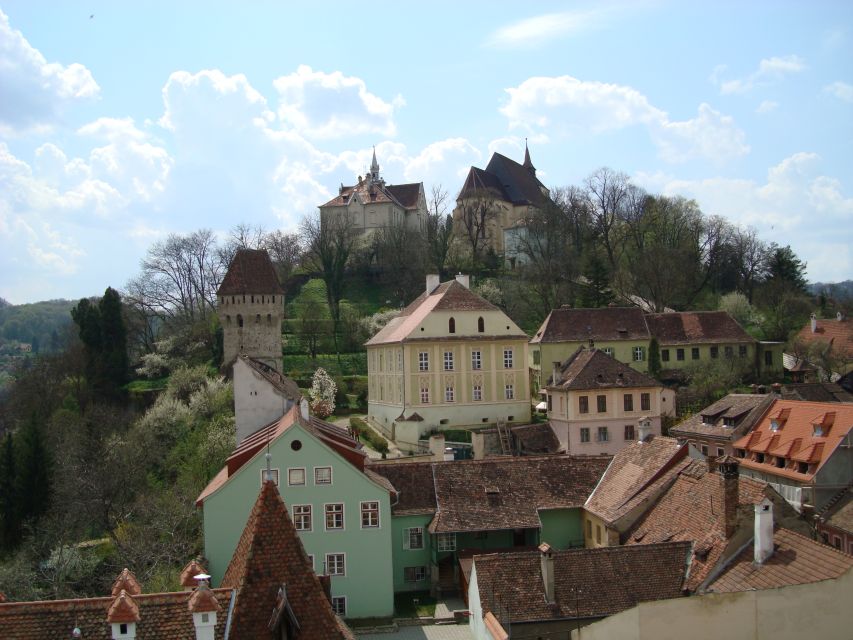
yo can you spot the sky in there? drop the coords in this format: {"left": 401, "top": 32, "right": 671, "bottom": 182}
{"left": 0, "top": 0, "right": 851, "bottom": 304}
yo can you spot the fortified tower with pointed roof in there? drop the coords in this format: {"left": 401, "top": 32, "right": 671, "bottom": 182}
{"left": 217, "top": 249, "right": 285, "bottom": 373}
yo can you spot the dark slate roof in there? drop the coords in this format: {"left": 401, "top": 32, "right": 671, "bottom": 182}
{"left": 474, "top": 543, "right": 690, "bottom": 624}
{"left": 781, "top": 383, "right": 853, "bottom": 403}
{"left": 0, "top": 590, "right": 233, "bottom": 639}
{"left": 368, "top": 461, "right": 437, "bottom": 516}
{"left": 458, "top": 166, "right": 510, "bottom": 201}
{"left": 708, "top": 528, "right": 853, "bottom": 593}
{"left": 819, "top": 488, "right": 853, "bottom": 535}
{"left": 547, "top": 347, "right": 661, "bottom": 390}
{"left": 221, "top": 481, "right": 353, "bottom": 640}
{"left": 240, "top": 356, "right": 302, "bottom": 400}
{"left": 670, "top": 393, "right": 773, "bottom": 440}
{"left": 386, "top": 183, "right": 422, "bottom": 209}
{"left": 645, "top": 311, "right": 754, "bottom": 345}
{"left": 428, "top": 455, "right": 610, "bottom": 533}
{"left": 217, "top": 249, "right": 284, "bottom": 296}
{"left": 531, "top": 307, "right": 650, "bottom": 344}
{"left": 457, "top": 152, "right": 550, "bottom": 207}
{"left": 511, "top": 423, "right": 561, "bottom": 454}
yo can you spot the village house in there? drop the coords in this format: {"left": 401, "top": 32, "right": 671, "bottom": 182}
{"left": 319, "top": 149, "right": 426, "bottom": 237}
{"left": 786, "top": 311, "right": 853, "bottom": 380}
{"left": 733, "top": 399, "right": 853, "bottom": 512}
{"left": 543, "top": 347, "right": 675, "bottom": 455}
{"left": 816, "top": 487, "right": 853, "bottom": 555}
{"left": 0, "top": 481, "right": 353, "bottom": 639}
{"left": 366, "top": 275, "right": 530, "bottom": 443}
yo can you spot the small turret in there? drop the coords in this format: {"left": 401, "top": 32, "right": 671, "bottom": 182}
{"left": 523, "top": 139, "right": 536, "bottom": 176}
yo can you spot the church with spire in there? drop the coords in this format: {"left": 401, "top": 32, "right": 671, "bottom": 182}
{"left": 319, "top": 148, "right": 427, "bottom": 237}
{"left": 454, "top": 142, "right": 553, "bottom": 265}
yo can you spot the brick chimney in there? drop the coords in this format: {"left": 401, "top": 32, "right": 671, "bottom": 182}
{"left": 754, "top": 498, "right": 774, "bottom": 564}
{"left": 717, "top": 456, "right": 740, "bottom": 538}
{"left": 538, "top": 543, "right": 555, "bottom": 604}
{"left": 638, "top": 417, "right": 653, "bottom": 442}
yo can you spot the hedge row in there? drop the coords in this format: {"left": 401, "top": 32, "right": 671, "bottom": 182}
{"left": 350, "top": 417, "right": 389, "bottom": 453}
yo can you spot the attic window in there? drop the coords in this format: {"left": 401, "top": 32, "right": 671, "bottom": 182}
{"left": 770, "top": 420, "right": 780, "bottom": 432}
{"left": 813, "top": 424, "right": 823, "bottom": 437}
{"left": 775, "top": 457, "right": 786, "bottom": 469}
{"left": 723, "top": 417, "right": 736, "bottom": 427}
{"left": 485, "top": 488, "right": 501, "bottom": 507}
{"left": 797, "top": 462, "right": 809, "bottom": 474}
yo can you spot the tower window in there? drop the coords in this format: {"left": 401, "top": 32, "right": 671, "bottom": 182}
{"left": 272, "top": 295, "right": 275, "bottom": 303}
{"left": 478, "top": 317, "right": 484, "bottom": 333}
{"left": 449, "top": 317, "right": 456, "bottom": 334}
{"left": 267, "top": 314, "right": 272, "bottom": 325}
{"left": 237, "top": 314, "right": 244, "bottom": 327}
{"left": 256, "top": 314, "right": 260, "bottom": 324}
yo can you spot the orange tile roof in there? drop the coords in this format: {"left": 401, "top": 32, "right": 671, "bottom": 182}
{"left": 179, "top": 559, "right": 207, "bottom": 588}
{"left": 796, "top": 317, "right": 853, "bottom": 359}
{"left": 708, "top": 527, "right": 853, "bottom": 592}
{"left": 732, "top": 400, "right": 853, "bottom": 481}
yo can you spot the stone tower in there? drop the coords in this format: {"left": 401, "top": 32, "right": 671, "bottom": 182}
{"left": 217, "top": 249, "right": 284, "bottom": 372}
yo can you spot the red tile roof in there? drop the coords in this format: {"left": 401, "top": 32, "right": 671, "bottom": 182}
{"left": 107, "top": 590, "right": 140, "bottom": 624}
{"left": 473, "top": 543, "right": 690, "bottom": 623}
{"left": 732, "top": 400, "right": 853, "bottom": 482}
{"left": 796, "top": 317, "right": 853, "bottom": 360}
{"left": 531, "top": 307, "right": 650, "bottom": 344}
{"left": 708, "top": 527, "right": 853, "bottom": 592}
{"left": 180, "top": 559, "right": 207, "bottom": 588}
{"left": 111, "top": 568, "right": 142, "bottom": 596}
{"left": 188, "top": 585, "right": 222, "bottom": 614}
{"left": 546, "top": 347, "right": 661, "bottom": 390}
{"left": 220, "top": 480, "right": 353, "bottom": 639}
{"left": 645, "top": 311, "right": 754, "bottom": 345}
{"left": 216, "top": 248, "right": 284, "bottom": 296}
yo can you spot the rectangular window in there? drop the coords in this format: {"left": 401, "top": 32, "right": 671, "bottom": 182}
{"left": 661, "top": 349, "right": 670, "bottom": 362}
{"left": 701, "top": 444, "right": 709, "bottom": 456}
{"left": 472, "top": 385, "right": 482, "bottom": 401}
{"left": 532, "top": 349, "right": 540, "bottom": 364}
{"left": 445, "top": 385, "right": 454, "bottom": 402}
{"left": 597, "top": 395, "right": 607, "bottom": 413}
{"left": 596, "top": 524, "right": 602, "bottom": 544}
{"left": 764, "top": 350, "right": 773, "bottom": 366}
{"left": 504, "top": 349, "right": 513, "bottom": 369}
{"left": 288, "top": 468, "right": 306, "bottom": 486}
{"left": 444, "top": 351, "right": 454, "bottom": 371}
{"left": 314, "top": 467, "right": 332, "bottom": 485}
{"left": 293, "top": 504, "right": 312, "bottom": 531}
{"left": 361, "top": 501, "right": 379, "bottom": 528}
{"left": 597, "top": 427, "right": 609, "bottom": 442}
{"left": 325, "top": 504, "right": 344, "bottom": 530}
{"left": 326, "top": 553, "right": 345, "bottom": 576}
{"left": 331, "top": 596, "right": 346, "bottom": 616}
{"left": 677, "top": 348, "right": 685, "bottom": 361}
{"left": 471, "top": 350, "right": 482, "bottom": 370}
{"left": 641, "top": 393, "right": 651, "bottom": 411}
{"left": 505, "top": 384, "right": 514, "bottom": 400}
{"left": 580, "top": 427, "right": 590, "bottom": 443}
{"left": 692, "top": 347, "right": 700, "bottom": 360}
{"left": 404, "top": 527, "right": 424, "bottom": 550}
{"left": 724, "top": 346, "right": 734, "bottom": 358}
{"left": 602, "top": 347, "right": 613, "bottom": 356}
{"left": 633, "top": 346, "right": 645, "bottom": 362}
{"left": 436, "top": 533, "right": 456, "bottom": 551}
{"left": 586, "top": 519, "right": 592, "bottom": 539}
{"left": 261, "top": 468, "right": 279, "bottom": 486}
{"left": 546, "top": 394, "right": 552, "bottom": 411}
{"left": 739, "top": 345, "right": 747, "bottom": 358}
{"left": 710, "top": 346, "right": 719, "bottom": 359}
{"left": 420, "top": 386, "right": 429, "bottom": 403}
{"left": 418, "top": 352, "right": 429, "bottom": 371}
{"left": 623, "top": 394, "right": 633, "bottom": 412}
{"left": 579, "top": 396, "right": 589, "bottom": 414}
{"left": 404, "top": 566, "right": 427, "bottom": 583}
{"left": 624, "top": 425, "right": 635, "bottom": 440}
{"left": 717, "top": 448, "right": 725, "bottom": 457}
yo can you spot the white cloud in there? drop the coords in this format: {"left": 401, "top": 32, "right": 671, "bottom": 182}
{"left": 273, "top": 65, "right": 403, "bottom": 139}
{"left": 0, "top": 8, "right": 99, "bottom": 133}
{"left": 501, "top": 75, "right": 748, "bottom": 163}
{"left": 485, "top": 9, "right": 605, "bottom": 48}
{"left": 824, "top": 81, "right": 853, "bottom": 103}
{"left": 715, "top": 55, "right": 806, "bottom": 94}
{"left": 403, "top": 138, "right": 482, "bottom": 184}
{"left": 756, "top": 100, "right": 779, "bottom": 114}
{"left": 634, "top": 153, "right": 853, "bottom": 282}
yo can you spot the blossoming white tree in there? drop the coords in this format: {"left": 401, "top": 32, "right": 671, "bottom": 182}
{"left": 309, "top": 367, "right": 336, "bottom": 419}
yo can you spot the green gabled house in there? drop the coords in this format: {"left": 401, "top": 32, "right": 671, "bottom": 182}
{"left": 197, "top": 405, "right": 396, "bottom": 619}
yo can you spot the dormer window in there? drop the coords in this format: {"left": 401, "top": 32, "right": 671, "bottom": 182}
{"left": 813, "top": 424, "right": 823, "bottom": 437}
{"left": 770, "top": 419, "right": 779, "bottom": 431}
{"left": 755, "top": 452, "right": 765, "bottom": 463}
{"left": 775, "top": 456, "right": 786, "bottom": 468}
{"left": 797, "top": 461, "right": 809, "bottom": 474}
{"left": 723, "top": 417, "right": 736, "bottom": 427}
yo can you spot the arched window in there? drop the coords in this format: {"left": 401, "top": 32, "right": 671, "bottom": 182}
{"left": 226, "top": 315, "right": 231, "bottom": 325}
{"left": 237, "top": 314, "right": 244, "bottom": 328}
{"left": 478, "top": 317, "right": 484, "bottom": 333}
{"left": 449, "top": 317, "right": 456, "bottom": 334}
{"left": 256, "top": 314, "right": 261, "bottom": 324}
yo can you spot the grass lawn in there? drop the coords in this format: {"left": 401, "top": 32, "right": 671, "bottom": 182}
{"left": 125, "top": 376, "right": 169, "bottom": 392}
{"left": 394, "top": 592, "right": 437, "bottom": 618}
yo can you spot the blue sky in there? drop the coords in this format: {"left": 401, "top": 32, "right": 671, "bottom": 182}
{"left": 1, "top": 1, "right": 851, "bottom": 304}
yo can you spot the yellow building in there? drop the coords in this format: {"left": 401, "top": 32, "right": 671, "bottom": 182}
{"left": 366, "top": 275, "right": 530, "bottom": 441}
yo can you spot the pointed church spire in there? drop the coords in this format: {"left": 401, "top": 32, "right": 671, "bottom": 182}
{"left": 523, "top": 138, "right": 536, "bottom": 175}
{"left": 371, "top": 146, "right": 379, "bottom": 174}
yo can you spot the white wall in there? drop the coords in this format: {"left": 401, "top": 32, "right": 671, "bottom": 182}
{"left": 233, "top": 358, "right": 295, "bottom": 443}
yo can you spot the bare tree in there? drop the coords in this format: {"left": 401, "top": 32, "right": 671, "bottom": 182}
{"left": 584, "top": 167, "right": 631, "bottom": 268}
{"left": 454, "top": 189, "right": 499, "bottom": 266}
{"left": 423, "top": 185, "right": 454, "bottom": 278}
{"left": 731, "top": 226, "right": 769, "bottom": 303}
{"left": 373, "top": 215, "right": 425, "bottom": 304}
{"left": 262, "top": 230, "right": 303, "bottom": 284}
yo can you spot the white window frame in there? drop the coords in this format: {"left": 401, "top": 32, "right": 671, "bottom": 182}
{"left": 325, "top": 503, "right": 344, "bottom": 530}
{"left": 404, "top": 527, "right": 424, "bottom": 550}
{"left": 314, "top": 466, "right": 332, "bottom": 485}
{"left": 331, "top": 595, "right": 347, "bottom": 616}
{"left": 504, "top": 384, "right": 514, "bottom": 400}
{"left": 444, "top": 351, "right": 454, "bottom": 371}
{"left": 404, "top": 566, "right": 427, "bottom": 583}
{"left": 288, "top": 468, "right": 306, "bottom": 486}
{"left": 293, "top": 504, "right": 312, "bottom": 531}
{"left": 418, "top": 351, "right": 429, "bottom": 371}
{"left": 445, "top": 385, "right": 455, "bottom": 403}
{"left": 261, "top": 468, "right": 280, "bottom": 486}
{"left": 471, "top": 350, "right": 482, "bottom": 370}
{"left": 503, "top": 348, "right": 514, "bottom": 369}
{"left": 602, "top": 347, "right": 613, "bottom": 356}
{"left": 361, "top": 501, "right": 380, "bottom": 528}
{"left": 420, "top": 386, "right": 430, "bottom": 403}
{"left": 633, "top": 346, "right": 645, "bottom": 362}
{"left": 472, "top": 384, "right": 482, "bottom": 401}
{"left": 436, "top": 532, "right": 456, "bottom": 552}
{"left": 326, "top": 553, "right": 346, "bottom": 576}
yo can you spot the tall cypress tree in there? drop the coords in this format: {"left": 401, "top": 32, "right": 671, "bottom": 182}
{"left": 0, "top": 433, "right": 20, "bottom": 551}
{"left": 98, "top": 287, "right": 128, "bottom": 397}
{"left": 16, "top": 416, "right": 52, "bottom": 525}
{"left": 71, "top": 297, "right": 102, "bottom": 391}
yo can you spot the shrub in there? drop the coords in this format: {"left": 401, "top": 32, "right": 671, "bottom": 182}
{"left": 350, "top": 418, "right": 388, "bottom": 453}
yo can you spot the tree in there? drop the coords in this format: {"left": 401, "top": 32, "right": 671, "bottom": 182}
{"left": 296, "top": 298, "right": 328, "bottom": 359}
{"left": 648, "top": 337, "right": 662, "bottom": 378}
{"left": 98, "top": 287, "right": 128, "bottom": 395}
{"left": 70, "top": 297, "right": 101, "bottom": 391}
{"left": 372, "top": 216, "right": 426, "bottom": 305}
{"left": 454, "top": 189, "right": 499, "bottom": 267}
{"left": 718, "top": 292, "right": 757, "bottom": 329}
{"left": 765, "top": 244, "right": 808, "bottom": 293}
{"left": 423, "top": 186, "right": 455, "bottom": 279}
{"left": 308, "top": 368, "right": 336, "bottom": 419}
{"left": 0, "top": 433, "right": 20, "bottom": 551}
{"left": 584, "top": 167, "right": 632, "bottom": 268}
{"left": 15, "top": 415, "right": 52, "bottom": 526}
{"left": 262, "top": 230, "right": 303, "bottom": 286}
{"left": 729, "top": 227, "right": 768, "bottom": 302}
{"left": 579, "top": 249, "right": 613, "bottom": 308}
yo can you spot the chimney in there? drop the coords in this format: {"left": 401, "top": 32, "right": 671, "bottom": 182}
{"left": 754, "top": 498, "right": 774, "bottom": 564}
{"left": 810, "top": 313, "right": 817, "bottom": 333}
{"left": 454, "top": 273, "right": 470, "bottom": 289}
{"left": 538, "top": 543, "right": 555, "bottom": 604}
{"left": 188, "top": 576, "right": 220, "bottom": 640}
{"left": 838, "top": 311, "right": 844, "bottom": 322}
{"left": 443, "top": 447, "right": 455, "bottom": 462}
{"left": 552, "top": 362, "right": 562, "bottom": 387}
{"left": 429, "top": 433, "right": 446, "bottom": 460}
{"left": 426, "top": 274, "right": 440, "bottom": 294}
{"left": 317, "top": 574, "right": 333, "bottom": 604}
{"left": 718, "top": 456, "right": 740, "bottom": 538}
{"left": 638, "top": 417, "right": 653, "bottom": 442}
{"left": 107, "top": 590, "right": 140, "bottom": 640}
{"left": 300, "top": 397, "right": 310, "bottom": 421}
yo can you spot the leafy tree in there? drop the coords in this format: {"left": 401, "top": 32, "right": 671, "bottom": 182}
{"left": 308, "top": 368, "right": 336, "bottom": 419}
{"left": 718, "top": 292, "right": 757, "bottom": 329}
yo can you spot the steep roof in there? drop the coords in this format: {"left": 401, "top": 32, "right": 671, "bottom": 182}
{"left": 386, "top": 183, "right": 422, "bottom": 209}
{"left": 239, "top": 356, "right": 302, "bottom": 400}
{"left": 368, "top": 461, "right": 437, "bottom": 516}
{"left": 585, "top": 436, "right": 689, "bottom": 526}
{"left": 707, "top": 527, "right": 853, "bottom": 592}
{"left": 457, "top": 151, "right": 550, "bottom": 207}
{"left": 670, "top": 394, "right": 773, "bottom": 440}
{"left": 732, "top": 400, "right": 853, "bottom": 482}
{"left": 428, "top": 455, "right": 610, "bottom": 533}
{"left": 546, "top": 347, "right": 661, "bottom": 390}
{"left": 0, "top": 588, "right": 233, "bottom": 639}
{"left": 795, "top": 316, "right": 853, "bottom": 360}
{"left": 365, "top": 280, "right": 524, "bottom": 347}
{"left": 320, "top": 180, "right": 423, "bottom": 210}
{"left": 645, "top": 311, "right": 754, "bottom": 345}
{"left": 221, "top": 481, "right": 353, "bottom": 639}
{"left": 474, "top": 543, "right": 690, "bottom": 624}
{"left": 531, "top": 307, "right": 650, "bottom": 344}
{"left": 458, "top": 166, "right": 509, "bottom": 201}
{"left": 625, "top": 459, "right": 770, "bottom": 591}
{"left": 217, "top": 249, "right": 284, "bottom": 296}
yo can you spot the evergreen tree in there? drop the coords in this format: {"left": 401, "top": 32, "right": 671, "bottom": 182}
{"left": 766, "top": 244, "right": 808, "bottom": 293}
{"left": 0, "top": 433, "right": 20, "bottom": 551}
{"left": 15, "top": 416, "right": 52, "bottom": 525}
{"left": 98, "top": 287, "right": 129, "bottom": 395}
{"left": 579, "top": 250, "right": 614, "bottom": 308}
{"left": 648, "top": 337, "right": 662, "bottom": 378}
{"left": 71, "top": 297, "right": 102, "bottom": 389}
